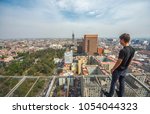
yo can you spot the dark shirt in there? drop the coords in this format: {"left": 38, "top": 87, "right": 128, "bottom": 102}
{"left": 116, "top": 46, "right": 135, "bottom": 71}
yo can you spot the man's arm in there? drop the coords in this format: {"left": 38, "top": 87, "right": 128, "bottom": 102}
{"left": 128, "top": 51, "right": 135, "bottom": 67}
{"left": 128, "top": 60, "right": 133, "bottom": 67}
{"left": 111, "top": 59, "right": 123, "bottom": 74}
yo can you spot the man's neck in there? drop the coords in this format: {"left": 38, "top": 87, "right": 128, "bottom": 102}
{"left": 123, "top": 43, "right": 129, "bottom": 47}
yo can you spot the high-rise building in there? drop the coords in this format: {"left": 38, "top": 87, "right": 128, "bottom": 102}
{"left": 83, "top": 34, "right": 98, "bottom": 55}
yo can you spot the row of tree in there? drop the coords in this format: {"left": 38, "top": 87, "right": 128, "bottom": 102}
{"left": 0, "top": 48, "right": 65, "bottom": 76}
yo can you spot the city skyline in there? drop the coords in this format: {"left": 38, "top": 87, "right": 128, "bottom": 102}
{"left": 0, "top": 0, "right": 150, "bottom": 39}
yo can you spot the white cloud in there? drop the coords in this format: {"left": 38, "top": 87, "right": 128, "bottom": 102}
{"left": 0, "top": 0, "right": 150, "bottom": 38}
{"left": 55, "top": 0, "right": 91, "bottom": 13}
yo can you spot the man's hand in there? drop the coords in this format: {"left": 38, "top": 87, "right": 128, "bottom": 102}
{"left": 110, "top": 59, "right": 123, "bottom": 74}
{"left": 110, "top": 68, "right": 115, "bottom": 74}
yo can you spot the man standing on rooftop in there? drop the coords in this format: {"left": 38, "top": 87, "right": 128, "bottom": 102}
{"left": 104, "top": 33, "right": 135, "bottom": 97}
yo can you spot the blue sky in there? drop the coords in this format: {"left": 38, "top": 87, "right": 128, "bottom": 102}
{"left": 0, "top": 0, "right": 150, "bottom": 39}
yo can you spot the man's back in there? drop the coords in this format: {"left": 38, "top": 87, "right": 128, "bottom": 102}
{"left": 117, "top": 46, "right": 135, "bottom": 71}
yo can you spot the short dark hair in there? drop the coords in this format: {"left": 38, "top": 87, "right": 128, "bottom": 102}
{"left": 119, "top": 33, "right": 130, "bottom": 43}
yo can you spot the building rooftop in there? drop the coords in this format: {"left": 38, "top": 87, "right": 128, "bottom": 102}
{"left": 84, "top": 35, "right": 98, "bottom": 38}
{"left": 96, "top": 56, "right": 113, "bottom": 62}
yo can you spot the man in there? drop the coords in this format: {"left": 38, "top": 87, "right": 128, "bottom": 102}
{"left": 104, "top": 33, "right": 135, "bottom": 97}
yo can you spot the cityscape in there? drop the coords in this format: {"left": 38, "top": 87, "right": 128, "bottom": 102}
{"left": 0, "top": 34, "right": 150, "bottom": 97}
{"left": 0, "top": 0, "right": 150, "bottom": 97}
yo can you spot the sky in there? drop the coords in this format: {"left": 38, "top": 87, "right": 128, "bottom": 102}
{"left": 0, "top": 0, "right": 150, "bottom": 39}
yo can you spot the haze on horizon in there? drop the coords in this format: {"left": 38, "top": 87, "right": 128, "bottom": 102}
{"left": 0, "top": 0, "right": 150, "bottom": 39}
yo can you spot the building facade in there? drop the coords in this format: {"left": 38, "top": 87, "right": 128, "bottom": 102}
{"left": 83, "top": 35, "right": 98, "bottom": 55}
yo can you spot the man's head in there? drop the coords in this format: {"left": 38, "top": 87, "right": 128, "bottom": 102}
{"left": 119, "top": 33, "right": 130, "bottom": 46}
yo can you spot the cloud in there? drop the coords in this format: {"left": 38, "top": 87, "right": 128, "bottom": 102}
{"left": 0, "top": 0, "right": 150, "bottom": 38}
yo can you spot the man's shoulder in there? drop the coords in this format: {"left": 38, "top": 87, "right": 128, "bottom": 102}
{"left": 124, "top": 46, "right": 135, "bottom": 51}
{"left": 129, "top": 45, "right": 134, "bottom": 49}
{"left": 120, "top": 48, "right": 126, "bottom": 53}
{"left": 129, "top": 46, "right": 135, "bottom": 52}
